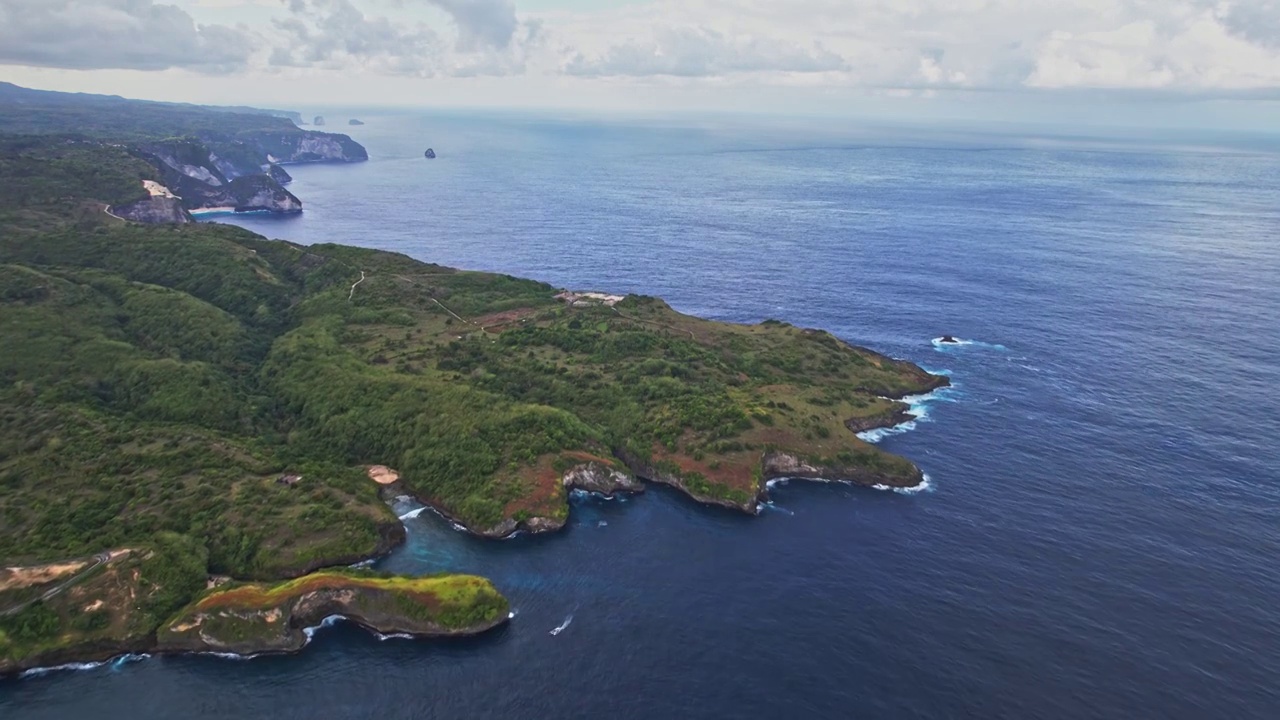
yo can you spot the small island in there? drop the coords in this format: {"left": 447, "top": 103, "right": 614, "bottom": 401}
{"left": 425, "top": 148, "right": 437, "bottom": 159}
{"left": 349, "top": 119, "right": 365, "bottom": 126}
{"left": 0, "top": 84, "right": 948, "bottom": 674}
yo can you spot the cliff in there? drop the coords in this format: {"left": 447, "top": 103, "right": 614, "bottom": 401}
{"left": 157, "top": 572, "right": 509, "bottom": 656}
{"left": 0, "top": 563, "right": 507, "bottom": 675}
{"left": 0, "top": 83, "right": 367, "bottom": 221}
{"left": 111, "top": 195, "right": 194, "bottom": 224}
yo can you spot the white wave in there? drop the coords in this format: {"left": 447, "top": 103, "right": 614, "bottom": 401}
{"left": 111, "top": 653, "right": 150, "bottom": 669}
{"left": 375, "top": 632, "right": 413, "bottom": 641}
{"left": 759, "top": 501, "right": 795, "bottom": 516}
{"left": 398, "top": 507, "right": 426, "bottom": 521}
{"left": 198, "top": 651, "right": 256, "bottom": 661}
{"left": 20, "top": 660, "right": 109, "bottom": 677}
{"left": 550, "top": 614, "right": 573, "bottom": 636}
{"left": 302, "top": 615, "right": 346, "bottom": 641}
{"left": 597, "top": 520, "right": 608, "bottom": 527}
{"left": 571, "top": 489, "right": 618, "bottom": 501}
{"left": 873, "top": 474, "right": 934, "bottom": 495}
{"left": 932, "top": 337, "right": 1008, "bottom": 352}
{"left": 348, "top": 558, "right": 377, "bottom": 569}
{"left": 857, "top": 382, "right": 959, "bottom": 444}
{"left": 509, "top": 610, "right": 518, "bottom": 619}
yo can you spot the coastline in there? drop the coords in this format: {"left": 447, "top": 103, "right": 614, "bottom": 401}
{"left": 8, "top": 611, "right": 510, "bottom": 679}
{"left": 394, "top": 367, "right": 952, "bottom": 542}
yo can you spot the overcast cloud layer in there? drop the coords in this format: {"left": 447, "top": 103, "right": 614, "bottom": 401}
{"left": 4, "top": 0, "right": 1280, "bottom": 94}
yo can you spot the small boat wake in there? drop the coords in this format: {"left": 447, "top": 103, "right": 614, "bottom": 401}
{"left": 550, "top": 614, "right": 574, "bottom": 636}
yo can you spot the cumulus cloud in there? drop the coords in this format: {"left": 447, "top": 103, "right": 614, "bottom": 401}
{"left": 6, "top": 0, "right": 1280, "bottom": 95}
{"left": 553, "top": 0, "right": 1280, "bottom": 92}
{"left": 426, "top": 0, "right": 518, "bottom": 50}
{"left": 270, "top": 0, "right": 537, "bottom": 76}
{"left": 564, "top": 27, "right": 845, "bottom": 77}
{"left": 0, "top": 0, "right": 255, "bottom": 72}
{"left": 270, "top": 0, "right": 443, "bottom": 74}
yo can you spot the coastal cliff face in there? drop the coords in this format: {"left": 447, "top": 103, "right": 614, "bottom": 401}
{"left": 226, "top": 175, "right": 303, "bottom": 214}
{"left": 406, "top": 461, "right": 645, "bottom": 539}
{"left": 250, "top": 131, "right": 368, "bottom": 164}
{"left": 137, "top": 139, "right": 303, "bottom": 216}
{"left": 761, "top": 450, "right": 924, "bottom": 489}
{"left": 111, "top": 196, "right": 193, "bottom": 224}
{"left": 616, "top": 450, "right": 761, "bottom": 514}
{"left": 156, "top": 573, "right": 509, "bottom": 657}
{"left": 563, "top": 461, "right": 645, "bottom": 496}
{"left": 123, "top": 127, "right": 365, "bottom": 221}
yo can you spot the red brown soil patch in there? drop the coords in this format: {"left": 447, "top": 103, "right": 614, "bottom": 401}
{"left": 502, "top": 458, "right": 565, "bottom": 517}
{"left": 654, "top": 446, "right": 759, "bottom": 492}
{"left": 474, "top": 307, "right": 539, "bottom": 332}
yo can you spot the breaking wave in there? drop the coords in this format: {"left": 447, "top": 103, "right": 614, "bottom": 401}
{"left": 857, "top": 382, "right": 960, "bottom": 444}
{"left": 932, "top": 337, "right": 1008, "bottom": 352}
{"left": 550, "top": 614, "right": 574, "bottom": 636}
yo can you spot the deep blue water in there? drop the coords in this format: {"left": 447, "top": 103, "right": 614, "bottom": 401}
{"left": 5, "top": 114, "right": 1280, "bottom": 718}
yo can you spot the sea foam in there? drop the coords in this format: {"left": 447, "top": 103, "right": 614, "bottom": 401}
{"left": 856, "top": 382, "right": 959, "bottom": 444}
{"left": 932, "top": 337, "right": 1008, "bottom": 352}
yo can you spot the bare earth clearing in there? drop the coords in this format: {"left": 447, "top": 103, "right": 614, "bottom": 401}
{"left": 367, "top": 465, "right": 401, "bottom": 485}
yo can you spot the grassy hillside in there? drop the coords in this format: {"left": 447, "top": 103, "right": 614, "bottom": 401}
{"left": 0, "top": 122, "right": 942, "bottom": 669}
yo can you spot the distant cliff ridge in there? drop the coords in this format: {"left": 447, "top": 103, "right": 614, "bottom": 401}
{"left": 0, "top": 82, "right": 369, "bottom": 218}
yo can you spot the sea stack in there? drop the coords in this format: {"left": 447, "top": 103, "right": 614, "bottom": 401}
{"left": 939, "top": 335, "right": 959, "bottom": 344}
{"left": 425, "top": 148, "right": 437, "bottom": 159}
{"left": 314, "top": 115, "right": 326, "bottom": 126}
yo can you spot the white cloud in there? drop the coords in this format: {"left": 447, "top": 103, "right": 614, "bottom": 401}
{"left": 564, "top": 26, "right": 845, "bottom": 77}
{"left": 5, "top": 0, "right": 1280, "bottom": 94}
{"left": 544, "top": 0, "right": 1280, "bottom": 92}
{"left": 0, "top": 0, "right": 255, "bottom": 72}
{"left": 426, "top": 0, "right": 519, "bottom": 50}
{"left": 269, "top": 0, "right": 539, "bottom": 76}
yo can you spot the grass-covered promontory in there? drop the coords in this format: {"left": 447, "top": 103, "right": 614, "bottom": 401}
{"left": 158, "top": 571, "right": 509, "bottom": 655}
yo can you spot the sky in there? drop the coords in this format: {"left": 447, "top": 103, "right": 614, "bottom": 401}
{"left": 3, "top": 0, "right": 1280, "bottom": 130}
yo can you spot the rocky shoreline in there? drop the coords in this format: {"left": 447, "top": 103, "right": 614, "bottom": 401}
{"left": 397, "top": 371, "right": 951, "bottom": 539}
{"left": 1, "top": 573, "right": 508, "bottom": 677}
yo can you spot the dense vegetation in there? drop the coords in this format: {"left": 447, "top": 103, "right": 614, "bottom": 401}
{"left": 0, "top": 104, "right": 941, "bottom": 670}
{"left": 0, "top": 82, "right": 305, "bottom": 143}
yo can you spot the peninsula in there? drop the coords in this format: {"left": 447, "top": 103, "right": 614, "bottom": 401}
{"left": 0, "top": 84, "right": 944, "bottom": 674}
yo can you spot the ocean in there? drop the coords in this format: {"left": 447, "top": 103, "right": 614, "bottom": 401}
{"left": 3, "top": 112, "right": 1279, "bottom": 719}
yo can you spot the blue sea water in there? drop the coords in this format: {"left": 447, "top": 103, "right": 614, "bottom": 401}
{"left": 4, "top": 113, "right": 1280, "bottom": 719}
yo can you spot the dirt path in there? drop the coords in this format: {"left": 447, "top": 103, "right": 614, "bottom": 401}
{"left": 0, "top": 552, "right": 116, "bottom": 617}
{"left": 349, "top": 270, "right": 367, "bottom": 301}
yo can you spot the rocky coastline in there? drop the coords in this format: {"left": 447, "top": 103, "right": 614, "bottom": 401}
{"left": 1, "top": 571, "right": 507, "bottom": 676}
{"left": 397, "top": 379, "right": 949, "bottom": 541}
